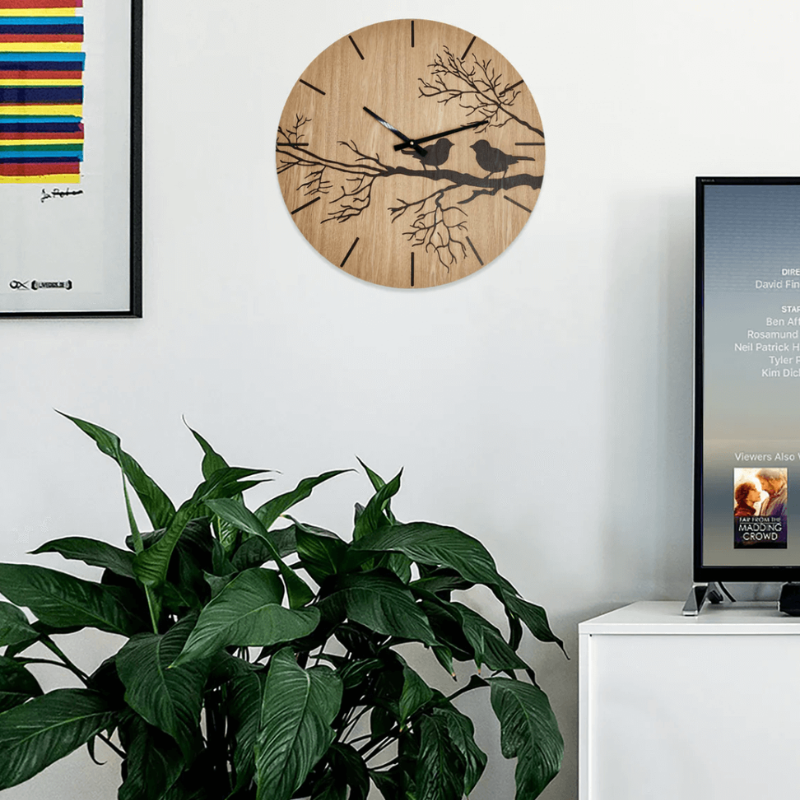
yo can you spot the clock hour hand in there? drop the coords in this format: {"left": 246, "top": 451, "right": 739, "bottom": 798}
{"left": 363, "top": 107, "right": 427, "bottom": 157}
{"left": 394, "top": 121, "right": 483, "bottom": 151}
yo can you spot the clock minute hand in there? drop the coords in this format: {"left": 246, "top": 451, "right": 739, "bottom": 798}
{"left": 394, "top": 121, "right": 483, "bottom": 151}
{"left": 363, "top": 107, "right": 427, "bottom": 157}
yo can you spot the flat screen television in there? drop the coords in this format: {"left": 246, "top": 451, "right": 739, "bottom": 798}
{"left": 692, "top": 177, "right": 800, "bottom": 612}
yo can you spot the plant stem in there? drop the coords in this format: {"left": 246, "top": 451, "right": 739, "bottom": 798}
{"left": 97, "top": 733, "right": 125, "bottom": 759}
{"left": 41, "top": 638, "right": 89, "bottom": 682}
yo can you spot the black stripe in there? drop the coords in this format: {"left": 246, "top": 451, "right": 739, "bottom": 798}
{"left": 411, "top": 20, "right": 415, "bottom": 47}
{"left": 0, "top": 25, "right": 84, "bottom": 35}
{"left": 0, "top": 156, "right": 81, "bottom": 163}
{"left": 466, "top": 237, "right": 483, "bottom": 266}
{"left": 340, "top": 237, "right": 359, "bottom": 267}
{"left": 349, "top": 35, "right": 364, "bottom": 60}
{"left": 290, "top": 196, "right": 320, "bottom": 215}
{"left": 299, "top": 79, "right": 325, "bottom": 95}
{"left": 0, "top": 61, "right": 83, "bottom": 71}
{"left": 461, "top": 36, "right": 476, "bottom": 60}
{"left": 504, "top": 195, "right": 532, "bottom": 213}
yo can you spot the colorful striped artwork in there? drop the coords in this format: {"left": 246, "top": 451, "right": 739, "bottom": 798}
{"left": 0, "top": 0, "right": 84, "bottom": 184}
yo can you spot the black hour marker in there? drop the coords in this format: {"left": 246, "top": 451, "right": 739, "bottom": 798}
{"left": 503, "top": 79, "right": 524, "bottom": 94}
{"left": 349, "top": 35, "right": 364, "bottom": 60}
{"left": 411, "top": 21, "right": 415, "bottom": 47}
{"left": 276, "top": 142, "right": 309, "bottom": 149}
{"left": 504, "top": 195, "right": 532, "bottom": 213}
{"left": 410, "top": 252, "right": 415, "bottom": 286}
{"left": 299, "top": 79, "right": 325, "bottom": 95}
{"left": 515, "top": 142, "right": 545, "bottom": 147}
{"left": 340, "top": 237, "right": 360, "bottom": 267}
{"left": 290, "top": 196, "right": 321, "bottom": 215}
{"left": 466, "top": 237, "right": 483, "bottom": 266}
{"left": 461, "top": 35, "right": 476, "bottom": 60}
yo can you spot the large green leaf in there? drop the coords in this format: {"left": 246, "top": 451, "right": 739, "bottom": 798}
{"left": 488, "top": 678, "right": 563, "bottom": 799}
{"left": 434, "top": 706, "right": 487, "bottom": 795}
{"left": 399, "top": 664, "right": 433, "bottom": 724}
{"left": 255, "top": 471, "right": 349, "bottom": 531}
{"left": 0, "top": 564, "right": 144, "bottom": 636}
{"left": 32, "top": 537, "right": 136, "bottom": 580}
{"left": 353, "top": 470, "right": 402, "bottom": 541}
{"left": 222, "top": 655, "right": 263, "bottom": 791}
{"left": 322, "top": 572, "right": 436, "bottom": 645}
{"left": 416, "top": 712, "right": 465, "bottom": 800}
{"left": 318, "top": 743, "right": 369, "bottom": 800}
{"left": 0, "top": 688, "right": 116, "bottom": 789}
{"left": 61, "top": 412, "right": 176, "bottom": 530}
{"left": 206, "top": 499, "right": 313, "bottom": 609}
{"left": 232, "top": 528, "right": 298, "bottom": 570}
{"left": 500, "top": 591, "right": 566, "bottom": 653}
{"left": 186, "top": 423, "right": 230, "bottom": 481}
{"left": 118, "top": 715, "right": 185, "bottom": 800}
{"left": 173, "top": 569, "right": 319, "bottom": 667}
{"left": 0, "top": 657, "right": 42, "bottom": 712}
{"left": 351, "top": 523, "right": 502, "bottom": 586}
{"left": 116, "top": 617, "right": 207, "bottom": 758}
{"left": 134, "top": 467, "right": 266, "bottom": 588}
{"left": 294, "top": 522, "right": 348, "bottom": 585}
{"left": 255, "top": 648, "right": 343, "bottom": 800}
{"left": 451, "top": 602, "right": 528, "bottom": 672}
{"left": 0, "top": 602, "right": 38, "bottom": 647}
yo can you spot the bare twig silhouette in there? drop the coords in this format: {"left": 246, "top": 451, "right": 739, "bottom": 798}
{"left": 418, "top": 47, "right": 544, "bottom": 137}
{"left": 277, "top": 129, "right": 542, "bottom": 268}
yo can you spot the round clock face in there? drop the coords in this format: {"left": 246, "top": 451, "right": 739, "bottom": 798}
{"left": 276, "top": 19, "right": 545, "bottom": 288}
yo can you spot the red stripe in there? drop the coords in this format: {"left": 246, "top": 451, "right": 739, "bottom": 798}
{"left": 0, "top": 161, "right": 79, "bottom": 175}
{"left": 0, "top": 34, "right": 83, "bottom": 42}
{"left": 0, "top": 0, "right": 81, "bottom": 8}
{"left": 0, "top": 71, "right": 83, "bottom": 79}
{"left": 0, "top": 130, "right": 82, "bottom": 139}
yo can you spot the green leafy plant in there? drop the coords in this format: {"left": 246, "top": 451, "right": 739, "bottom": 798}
{"left": 0, "top": 414, "right": 564, "bottom": 799}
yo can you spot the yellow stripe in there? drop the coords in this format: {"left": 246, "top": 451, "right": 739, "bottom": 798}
{"left": 0, "top": 139, "right": 82, "bottom": 146}
{"left": 0, "top": 9, "right": 78, "bottom": 17}
{"left": 0, "top": 104, "right": 81, "bottom": 115}
{"left": 0, "top": 174, "right": 80, "bottom": 184}
{"left": 0, "top": 43, "right": 82, "bottom": 52}
{"left": 0, "top": 79, "right": 83, "bottom": 86}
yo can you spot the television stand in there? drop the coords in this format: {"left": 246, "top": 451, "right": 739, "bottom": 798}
{"left": 682, "top": 582, "right": 724, "bottom": 615}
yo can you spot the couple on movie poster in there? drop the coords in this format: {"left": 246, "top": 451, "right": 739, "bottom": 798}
{"left": 734, "top": 468, "right": 788, "bottom": 548}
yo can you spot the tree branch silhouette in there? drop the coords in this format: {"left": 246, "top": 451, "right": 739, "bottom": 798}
{"left": 277, "top": 135, "right": 542, "bottom": 268}
{"left": 419, "top": 47, "right": 545, "bottom": 137}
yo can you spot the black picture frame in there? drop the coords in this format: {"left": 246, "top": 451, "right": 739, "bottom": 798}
{"left": 0, "top": 0, "right": 143, "bottom": 318}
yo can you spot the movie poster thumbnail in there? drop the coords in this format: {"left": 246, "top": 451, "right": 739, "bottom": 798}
{"left": 733, "top": 468, "right": 788, "bottom": 548}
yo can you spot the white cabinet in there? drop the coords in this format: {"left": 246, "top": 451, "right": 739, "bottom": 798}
{"left": 579, "top": 601, "right": 800, "bottom": 800}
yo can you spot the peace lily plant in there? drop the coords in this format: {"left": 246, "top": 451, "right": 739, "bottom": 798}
{"left": 0, "top": 415, "right": 564, "bottom": 799}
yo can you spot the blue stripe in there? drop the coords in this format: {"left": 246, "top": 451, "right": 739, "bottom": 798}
{"left": 0, "top": 116, "right": 82, "bottom": 123}
{"left": 0, "top": 53, "right": 85, "bottom": 64}
{"left": 0, "top": 17, "right": 83, "bottom": 26}
{"left": 0, "top": 86, "right": 82, "bottom": 103}
{"left": 0, "top": 151, "right": 82, "bottom": 160}
{"left": 0, "top": 122, "right": 81, "bottom": 132}
{"left": 0, "top": 25, "right": 84, "bottom": 35}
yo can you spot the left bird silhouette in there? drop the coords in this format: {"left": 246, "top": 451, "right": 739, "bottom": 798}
{"left": 404, "top": 137, "right": 454, "bottom": 171}
{"left": 470, "top": 140, "right": 535, "bottom": 178}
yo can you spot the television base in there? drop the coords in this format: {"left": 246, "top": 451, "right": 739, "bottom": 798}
{"left": 778, "top": 583, "right": 800, "bottom": 615}
{"left": 682, "top": 582, "right": 724, "bottom": 616}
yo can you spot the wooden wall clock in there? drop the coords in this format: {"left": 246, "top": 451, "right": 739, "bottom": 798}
{"left": 276, "top": 19, "right": 545, "bottom": 288}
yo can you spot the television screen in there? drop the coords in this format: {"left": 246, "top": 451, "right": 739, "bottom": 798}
{"left": 696, "top": 177, "right": 800, "bottom": 582}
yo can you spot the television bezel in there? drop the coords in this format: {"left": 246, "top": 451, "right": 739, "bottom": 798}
{"left": 694, "top": 175, "right": 800, "bottom": 582}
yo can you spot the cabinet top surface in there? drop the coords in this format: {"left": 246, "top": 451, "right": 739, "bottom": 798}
{"left": 579, "top": 600, "right": 800, "bottom": 635}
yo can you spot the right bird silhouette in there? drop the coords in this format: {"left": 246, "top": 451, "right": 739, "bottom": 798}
{"left": 404, "top": 137, "right": 454, "bottom": 171}
{"left": 470, "top": 140, "right": 535, "bottom": 178}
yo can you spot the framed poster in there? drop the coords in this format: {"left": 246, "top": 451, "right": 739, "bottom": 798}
{"left": 0, "top": 0, "right": 142, "bottom": 318}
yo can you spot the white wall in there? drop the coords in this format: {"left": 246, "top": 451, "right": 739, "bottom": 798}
{"left": 3, "top": 0, "right": 800, "bottom": 797}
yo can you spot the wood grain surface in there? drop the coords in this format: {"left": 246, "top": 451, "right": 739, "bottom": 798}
{"left": 276, "top": 19, "right": 545, "bottom": 288}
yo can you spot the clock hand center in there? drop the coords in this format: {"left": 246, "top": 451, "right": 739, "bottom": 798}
{"left": 362, "top": 106, "right": 427, "bottom": 157}
{"left": 394, "top": 121, "right": 483, "bottom": 151}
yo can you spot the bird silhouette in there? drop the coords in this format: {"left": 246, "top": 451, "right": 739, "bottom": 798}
{"left": 404, "top": 137, "right": 454, "bottom": 171}
{"left": 470, "top": 140, "right": 535, "bottom": 178}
